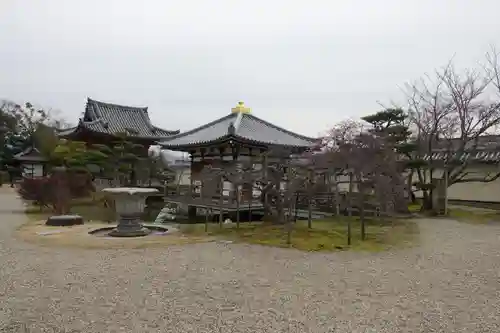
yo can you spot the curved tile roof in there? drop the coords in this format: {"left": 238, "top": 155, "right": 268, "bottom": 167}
{"left": 14, "top": 147, "right": 48, "bottom": 162}
{"left": 158, "top": 110, "right": 319, "bottom": 150}
{"left": 59, "top": 98, "right": 179, "bottom": 139}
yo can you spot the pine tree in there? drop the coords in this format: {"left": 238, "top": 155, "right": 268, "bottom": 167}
{"left": 361, "top": 108, "right": 428, "bottom": 207}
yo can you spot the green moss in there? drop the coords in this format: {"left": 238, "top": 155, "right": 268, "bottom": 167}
{"left": 408, "top": 204, "right": 422, "bottom": 213}
{"left": 448, "top": 208, "right": 500, "bottom": 224}
{"left": 180, "top": 217, "right": 419, "bottom": 252}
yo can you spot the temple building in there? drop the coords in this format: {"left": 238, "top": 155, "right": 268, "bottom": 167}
{"left": 58, "top": 98, "right": 179, "bottom": 147}
{"left": 58, "top": 98, "right": 179, "bottom": 186}
{"left": 157, "top": 101, "right": 319, "bottom": 219}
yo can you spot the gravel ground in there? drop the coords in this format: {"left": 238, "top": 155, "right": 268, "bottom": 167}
{"left": 1, "top": 190, "right": 500, "bottom": 332}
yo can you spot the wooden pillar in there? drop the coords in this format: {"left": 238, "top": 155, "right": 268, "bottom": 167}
{"left": 218, "top": 147, "right": 224, "bottom": 227}
{"left": 187, "top": 151, "right": 197, "bottom": 221}
{"left": 189, "top": 151, "right": 194, "bottom": 197}
{"left": 262, "top": 150, "right": 269, "bottom": 220}
{"left": 199, "top": 148, "right": 206, "bottom": 199}
{"left": 232, "top": 144, "right": 240, "bottom": 226}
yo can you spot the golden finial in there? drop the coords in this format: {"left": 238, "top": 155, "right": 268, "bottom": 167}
{"left": 231, "top": 101, "right": 251, "bottom": 114}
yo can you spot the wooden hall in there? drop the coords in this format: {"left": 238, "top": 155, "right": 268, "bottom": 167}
{"left": 57, "top": 98, "right": 180, "bottom": 187}
{"left": 57, "top": 98, "right": 179, "bottom": 147}
{"left": 157, "top": 101, "right": 319, "bottom": 220}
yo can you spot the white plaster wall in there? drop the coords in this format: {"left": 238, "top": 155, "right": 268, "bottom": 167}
{"left": 412, "top": 166, "right": 500, "bottom": 202}
{"left": 176, "top": 169, "right": 191, "bottom": 186}
{"left": 22, "top": 164, "right": 44, "bottom": 177}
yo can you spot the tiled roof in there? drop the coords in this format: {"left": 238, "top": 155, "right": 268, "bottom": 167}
{"left": 158, "top": 111, "right": 319, "bottom": 150}
{"left": 424, "top": 150, "right": 500, "bottom": 163}
{"left": 14, "top": 147, "right": 48, "bottom": 162}
{"left": 58, "top": 98, "right": 179, "bottom": 139}
{"left": 422, "top": 135, "right": 500, "bottom": 163}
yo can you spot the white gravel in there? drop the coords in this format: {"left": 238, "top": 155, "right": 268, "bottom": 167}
{"left": 1, "top": 189, "right": 500, "bottom": 332}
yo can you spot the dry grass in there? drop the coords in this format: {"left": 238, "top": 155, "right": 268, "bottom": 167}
{"left": 19, "top": 197, "right": 215, "bottom": 249}
{"left": 181, "top": 217, "right": 419, "bottom": 252}
{"left": 15, "top": 218, "right": 214, "bottom": 249}
{"left": 20, "top": 195, "right": 213, "bottom": 249}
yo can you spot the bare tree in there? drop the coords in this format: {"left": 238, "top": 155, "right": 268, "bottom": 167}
{"left": 404, "top": 47, "right": 500, "bottom": 209}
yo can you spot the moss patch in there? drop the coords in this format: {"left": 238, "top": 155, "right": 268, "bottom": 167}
{"left": 180, "top": 217, "right": 419, "bottom": 252}
{"left": 448, "top": 207, "right": 500, "bottom": 224}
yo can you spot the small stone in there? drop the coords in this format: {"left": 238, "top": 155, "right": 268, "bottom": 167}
{"left": 46, "top": 215, "right": 84, "bottom": 226}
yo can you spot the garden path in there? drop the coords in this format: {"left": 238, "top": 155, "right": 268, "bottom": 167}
{"left": 1, "top": 188, "right": 499, "bottom": 332}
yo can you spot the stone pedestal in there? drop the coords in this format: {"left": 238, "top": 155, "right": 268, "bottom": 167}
{"left": 102, "top": 187, "right": 159, "bottom": 237}
{"left": 108, "top": 213, "right": 151, "bottom": 237}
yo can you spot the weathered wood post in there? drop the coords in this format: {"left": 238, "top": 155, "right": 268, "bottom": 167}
{"left": 307, "top": 169, "right": 313, "bottom": 229}
{"left": 219, "top": 174, "right": 224, "bottom": 229}
{"left": 347, "top": 170, "right": 353, "bottom": 246}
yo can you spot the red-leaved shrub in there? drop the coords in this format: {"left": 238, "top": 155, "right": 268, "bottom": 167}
{"left": 18, "top": 170, "right": 95, "bottom": 213}
{"left": 17, "top": 177, "right": 51, "bottom": 208}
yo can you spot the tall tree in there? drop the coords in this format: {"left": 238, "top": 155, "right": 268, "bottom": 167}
{"left": 92, "top": 132, "right": 148, "bottom": 186}
{"left": 404, "top": 47, "right": 500, "bottom": 210}
{"left": 361, "top": 108, "right": 420, "bottom": 203}
{"left": 0, "top": 100, "right": 70, "bottom": 172}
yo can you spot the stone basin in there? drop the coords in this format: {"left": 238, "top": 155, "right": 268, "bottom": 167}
{"left": 102, "top": 187, "right": 159, "bottom": 237}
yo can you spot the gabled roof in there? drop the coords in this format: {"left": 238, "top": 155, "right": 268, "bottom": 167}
{"left": 14, "top": 147, "right": 48, "bottom": 162}
{"left": 158, "top": 107, "right": 319, "bottom": 150}
{"left": 58, "top": 98, "right": 179, "bottom": 139}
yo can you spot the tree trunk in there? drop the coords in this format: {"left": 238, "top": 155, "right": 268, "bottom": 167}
{"left": 205, "top": 209, "right": 209, "bottom": 232}
{"left": 359, "top": 190, "right": 366, "bottom": 241}
{"left": 421, "top": 189, "right": 432, "bottom": 211}
{"left": 333, "top": 173, "right": 340, "bottom": 216}
{"left": 347, "top": 171, "right": 353, "bottom": 246}
{"left": 248, "top": 196, "right": 252, "bottom": 224}
{"left": 236, "top": 185, "right": 240, "bottom": 229}
{"left": 307, "top": 195, "right": 312, "bottom": 229}
{"left": 308, "top": 170, "right": 313, "bottom": 228}
{"left": 286, "top": 198, "right": 293, "bottom": 245}
{"left": 407, "top": 170, "right": 416, "bottom": 204}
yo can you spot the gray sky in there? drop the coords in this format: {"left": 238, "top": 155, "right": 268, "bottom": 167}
{"left": 1, "top": 0, "right": 499, "bottom": 137}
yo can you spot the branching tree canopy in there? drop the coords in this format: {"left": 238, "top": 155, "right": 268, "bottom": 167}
{"left": 322, "top": 47, "right": 500, "bottom": 212}
{"left": 402, "top": 46, "right": 500, "bottom": 207}
{"left": 0, "top": 100, "right": 71, "bottom": 171}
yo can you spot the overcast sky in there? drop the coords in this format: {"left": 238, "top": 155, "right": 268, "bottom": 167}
{"left": 1, "top": 0, "right": 499, "bottom": 137}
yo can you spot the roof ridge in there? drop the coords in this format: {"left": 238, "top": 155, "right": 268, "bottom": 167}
{"left": 152, "top": 125, "right": 181, "bottom": 135}
{"left": 159, "top": 113, "right": 237, "bottom": 142}
{"left": 82, "top": 100, "right": 106, "bottom": 127}
{"left": 232, "top": 111, "right": 244, "bottom": 133}
{"left": 244, "top": 113, "right": 317, "bottom": 142}
{"left": 87, "top": 97, "right": 148, "bottom": 111}
{"left": 137, "top": 107, "right": 155, "bottom": 131}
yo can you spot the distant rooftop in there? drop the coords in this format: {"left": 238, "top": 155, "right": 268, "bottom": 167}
{"left": 58, "top": 98, "right": 179, "bottom": 140}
